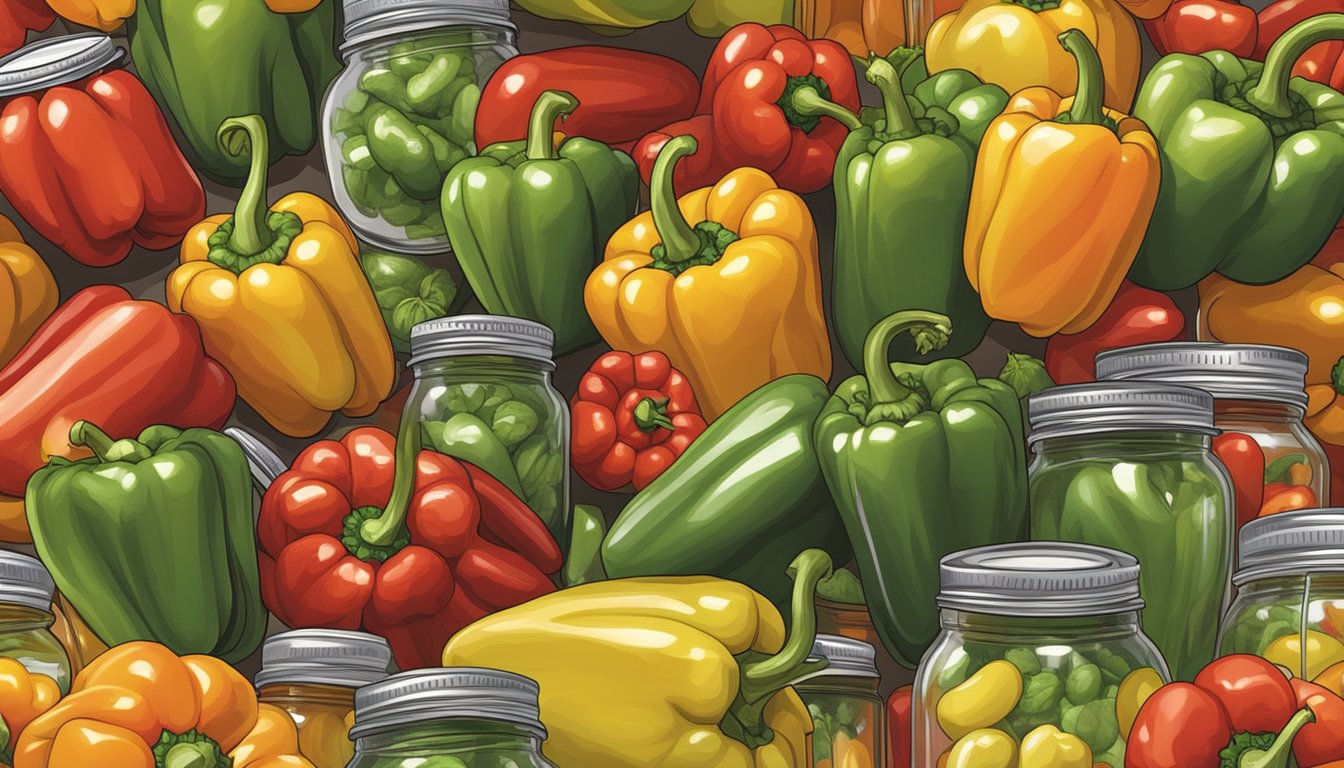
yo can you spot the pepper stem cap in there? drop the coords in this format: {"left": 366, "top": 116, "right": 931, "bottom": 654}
{"left": 866, "top": 53, "right": 920, "bottom": 138}
{"left": 862, "top": 310, "right": 952, "bottom": 418}
{"left": 791, "top": 86, "right": 863, "bottom": 131}
{"left": 1238, "top": 707, "right": 1315, "bottom": 768}
{"left": 207, "top": 116, "right": 303, "bottom": 274}
{"left": 69, "top": 420, "right": 153, "bottom": 464}
{"left": 649, "top": 135, "right": 705, "bottom": 265}
{"left": 633, "top": 397, "right": 675, "bottom": 432}
{"left": 1057, "top": 30, "right": 1111, "bottom": 128}
{"left": 358, "top": 414, "right": 420, "bottom": 548}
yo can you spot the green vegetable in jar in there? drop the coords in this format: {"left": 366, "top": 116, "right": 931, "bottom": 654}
{"left": 816, "top": 568, "right": 866, "bottom": 605}
{"left": 359, "top": 250, "right": 464, "bottom": 353}
{"left": 1005, "top": 647, "right": 1042, "bottom": 676}
{"left": 1063, "top": 698, "right": 1119, "bottom": 754}
{"left": 1018, "top": 671, "right": 1063, "bottom": 715}
{"left": 1066, "top": 663, "right": 1102, "bottom": 704}
{"left": 491, "top": 400, "right": 539, "bottom": 448}
{"left": 422, "top": 413, "right": 523, "bottom": 494}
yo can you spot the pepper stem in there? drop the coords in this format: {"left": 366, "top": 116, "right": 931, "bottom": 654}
{"left": 791, "top": 87, "right": 863, "bottom": 131}
{"left": 632, "top": 398, "right": 675, "bottom": 432}
{"left": 1059, "top": 30, "right": 1108, "bottom": 126}
{"left": 1333, "top": 356, "right": 1344, "bottom": 396}
{"left": 163, "top": 744, "right": 216, "bottom": 768}
{"left": 863, "top": 311, "right": 953, "bottom": 403}
{"left": 1239, "top": 708, "right": 1315, "bottom": 768}
{"left": 525, "top": 90, "right": 578, "bottom": 161}
{"left": 866, "top": 54, "right": 920, "bottom": 138}
{"left": 0, "top": 713, "right": 11, "bottom": 766}
{"left": 69, "top": 421, "right": 153, "bottom": 464}
{"left": 649, "top": 135, "right": 702, "bottom": 264}
{"left": 1247, "top": 14, "right": 1344, "bottom": 118}
{"left": 217, "top": 116, "right": 276, "bottom": 256}
{"left": 737, "top": 549, "right": 833, "bottom": 701}
{"left": 358, "top": 413, "right": 421, "bottom": 547}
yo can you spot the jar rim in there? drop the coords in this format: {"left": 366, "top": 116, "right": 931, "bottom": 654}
{"left": 1095, "top": 342, "right": 1310, "bottom": 409}
{"left": 1234, "top": 509, "right": 1344, "bottom": 584}
{"left": 408, "top": 315, "right": 556, "bottom": 369}
{"left": 0, "top": 34, "right": 124, "bottom": 98}
{"left": 340, "top": 1, "right": 516, "bottom": 54}
{"left": 937, "top": 542, "right": 1145, "bottom": 617}
{"left": 1027, "top": 382, "right": 1218, "bottom": 445}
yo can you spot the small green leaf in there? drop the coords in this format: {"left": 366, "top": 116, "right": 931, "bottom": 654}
{"left": 492, "top": 400, "right": 539, "bottom": 448}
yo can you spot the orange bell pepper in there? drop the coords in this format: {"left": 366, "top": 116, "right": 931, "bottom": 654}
{"left": 0, "top": 659, "right": 59, "bottom": 768}
{"left": 964, "top": 30, "right": 1159, "bottom": 338}
{"left": 43, "top": 0, "right": 134, "bottom": 30}
{"left": 264, "top": 0, "right": 321, "bottom": 10}
{"left": 14, "top": 642, "right": 315, "bottom": 768}
{"left": 0, "top": 214, "right": 56, "bottom": 371}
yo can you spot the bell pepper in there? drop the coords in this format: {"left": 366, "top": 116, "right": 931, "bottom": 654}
{"left": 167, "top": 116, "right": 395, "bottom": 438}
{"left": 964, "top": 31, "right": 1160, "bottom": 338}
{"left": 603, "top": 374, "right": 851, "bottom": 610}
{"left": 0, "top": 1, "right": 52, "bottom": 56}
{"left": 359, "top": 250, "right": 466, "bottom": 355}
{"left": 794, "top": 0, "right": 928, "bottom": 57}
{"left": 1131, "top": 14, "right": 1344, "bottom": 290}
{"left": 443, "top": 548, "right": 832, "bottom": 768}
{"left": 570, "top": 350, "right": 708, "bottom": 491}
{"left": 509, "top": 0, "right": 790, "bottom": 35}
{"left": 1291, "top": 678, "right": 1344, "bottom": 767}
{"left": 925, "top": 0, "right": 1142, "bottom": 113}
{"left": 44, "top": 0, "right": 133, "bottom": 30}
{"left": 128, "top": 0, "right": 339, "bottom": 185}
{"left": 0, "top": 65, "right": 206, "bottom": 268}
{"left": 26, "top": 421, "right": 266, "bottom": 664}
{"left": 887, "top": 685, "right": 913, "bottom": 768}
{"left": 442, "top": 90, "right": 639, "bottom": 356}
{"left": 0, "top": 659, "right": 59, "bottom": 768}
{"left": 1143, "top": 0, "right": 1258, "bottom": 56}
{"left": 0, "top": 215, "right": 56, "bottom": 370}
{"left": 793, "top": 50, "right": 1006, "bottom": 369}
{"left": 13, "top": 641, "right": 316, "bottom": 768}
{"left": 813, "top": 310, "right": 1029, "bottom": 668}
{"left": 1044, "top": 281, "right": 1185, "bottom": 385}
{"left": 1214, "top": 432, "right": 1267, "bottom": 536}
{"left": 257, "top": 424, "right": 562, "bottom": 670}
{"left": 586, "top": 136, "right": 832, "bottom": 420}
{"left": 474, "top": 48, "right": 700, "bottom": 150}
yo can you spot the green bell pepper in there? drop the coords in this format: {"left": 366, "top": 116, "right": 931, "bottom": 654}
{"left": 25, "top": 421, "right": 266, "bottom": 663}
{"left": 128, "top": 0, "right": 340, "bottom": 185}
{"left": 1130, "top": 14, "right": 1344, "bottom": 289}
{"left": 442, "top": 90, "right": 638, "bottom": 356}
{"left": 794, "top": 50, "right": 1006, "bottom": 370}
{"left": 602, "top": 374, "right": 852, "bottom": 611}
{"left": 359, "top": 250, "right": 469, "bottom": 354}
{"left": 813, "top": 311, "right": 1030, "bottom": 668}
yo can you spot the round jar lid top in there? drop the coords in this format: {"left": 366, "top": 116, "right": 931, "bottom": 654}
{"left": 0, "top": 551, "right": 55, "bottom": 611}
{"left": 1095, "top": 342, "right": 1309, "bottom": 408}
{"left": 350, "top": 668, "right": 545, "bottom": 738}
{"left": 254, "top": 629, "right": 393, "bottom": 689}
{"left": 1028, "top": 381, "right": 1217, "bottom": 444}
{"left": 938, "top": 542, "right": 1144, "bottom": 617}
{"left": 408, "top": 315, "right": 555, "bottom": 368}
{"left": 342, "top": 0, "right": 515, "bottom": 49}
{"left": 1235, "top": 508, "right": 1344, "bottom": 584}
{"left": 0, "top": 34, "right": 124, "bottom": 98}
{"left": 805, "top": 634, "right": 879, "bottom": 678}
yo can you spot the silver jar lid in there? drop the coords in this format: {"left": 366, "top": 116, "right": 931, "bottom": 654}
{"left": 0, "top": 34, "right": 124, "bottom": 98}
{"left": 254, "top": 629, "right": 393, "bottom": 689}
{"left": 350, "top": 668, "right": 546, "bottom": 738}
{"left": 342, "top": 0, "right": 515, "bottom": 51}
{"left": 1095, "top": 343, "right": 1310, "bottom": 409}
{"left": 0, "top": 551, "right": 55, "bottom": 611}
{"left": 1028, "top": 382, "right": 1217, "bottom": 444}
{"left": 408, "top": 315, "right": 555, "bottom": 369}
{"left": 804, "top": 635, "right": 879, "bottom": 679}
{"left": 938, "top": 543, "right": 1145, "bottom": 617}
{"left": 1234, "top": 509, "right": 1344, "bottom": 584}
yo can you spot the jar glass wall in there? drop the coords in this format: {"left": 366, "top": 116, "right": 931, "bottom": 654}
{"left": 796, "top": 635, "right": 884, "bottom": 768}
{"left": 0, "top": 551, "right": 70, "bottom": 694}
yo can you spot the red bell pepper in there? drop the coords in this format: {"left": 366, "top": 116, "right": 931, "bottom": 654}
{"left": 0, "top": 0, "right": 54, "bottom": 56}
{"left": 1144, "top": 0, "right": 1258, "bottom": 57}
{"left": 0, "top": 67, "right": 205, "bottom": 266}
{"left": 1292, "top": 678, "right": 1344, "bottom": 766}
{"left": 1214, "top": 433, "right": 1267, "bottom": 536}
{"left": 1128, "top": 655, "right": 1315, "bottom": 768}
{"left": 0, "top": 285, "right": 234, "bottom": 498}
{"left": 257, "top": 426, "right": 563, "bottom": 669}
{"left": 1044, "top": 281, "right": 1186, "bottom": 385}
{"left": 475, "top": 47, "right": 701, "bottom": 151}
{"left": 570, "top": 350, "right": 707, "bottom": 491}
{"left": 887, "top": 685, "right": 912, "bottom": 768}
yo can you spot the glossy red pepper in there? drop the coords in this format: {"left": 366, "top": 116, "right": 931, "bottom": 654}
{"left": 1291, "top": 678, "right": 1344, "bottom": 766}
{"left": 0, "top": 67, "right": 204, "bottom": 267}
{"left": 257, "top": 426, "right": 563, "bottom": 669}
{"left": 1044, "top": 281, "right": 1186, "bottom": 385}
{"left": 0, "top": 0, "right": 54, "bottom": 56}
{"left": 571, "top": 350, "right": 707, "bottom": 492}
{"left": 887, "top": 685, "right": 912, "bottom": 768}
{"left": 1144, "top": 0, "right": 1257, "bottom": 57}
{"left": 1214, "top": 433, "right": 1267, "bottom": 535}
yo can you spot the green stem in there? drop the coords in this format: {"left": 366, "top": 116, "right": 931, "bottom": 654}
{"left": 0, "top": 712, "right": 11, "bottom": 766}
{"left": 1332, "top": 356, "right": 1344, "bottom": 396}
{"left": 1059, "top": 30, "right": 1108, "bottom": 126}
{"left": 738, "top": 549, "right": 833, "bottom": 702}
{"left": 1239, "top": 708, "right": 1315, "bottom": 768}
{"left": 1247, "top": 14, "right": 1344, "bottom": 118}
{"left": 865, "top": 55, "right": 919, "bottom": 138}
{"left": 649, "top": 135, "right": 701, "bottom": 264}
{"left": 863, "top": 311, "right": 953, "bottom": 403}
{"left": 217, "top": 115, "right": 275, "bottom": 256}
{"left": 633, "top": 398, "right": 675, "bottom": 432}
{"left": 358, "top": 411, "right": 421, "bottom": 547}
{"left": 525, "top": 90, "right": 578, "bottom": 161}
{"left": 791, "top": 87, "right": 863, "bottom": 131}
{"left": 69, "top": 421, "right": 152, "bottom": 463}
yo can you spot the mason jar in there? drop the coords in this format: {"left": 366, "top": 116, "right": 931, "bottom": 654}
{"left": 796, "top": 635, "right": 885, "bottom": 768}
{"left": 1219, "top": 509, "right": 1344, "bottom": 686}
{"left": 255, "top": 629, "right": 393, "bottom": 768}
{"left": 324, "top": 0, "right": 518, "bottom": 252}
{"left": 1028, "top": 382, "right": 1232, "bottom": 682}
{"left": 913, "top": 543, "right": 1169, "bottom": 768}
{"left": 403, "top": 316, "right": 569, "bottom": 548}
{"left": 348, "top": 668, "right": 558, "bottom": 768}
{"left": 0, "top": 551, "right": 71, "bottom": 694}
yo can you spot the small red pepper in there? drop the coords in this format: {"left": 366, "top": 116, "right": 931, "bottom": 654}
{"left": 0, "top": 0, "right": 54, "bottom": 56}
{"left": 257, "top": 426, "right": 563, "bottom": 669}
{"left": 1044, "top": 281, "right": 1186, "bottom": 385}
{"left": 1291, "top": 678, "right": 1344, "bottom": 767}
{"left": 1260, "top": 483, "right": 1318, "bottom": 517}
{"left": 570, "top": 350, "right": 708, "bottom": 492}
{"left": 887, "top": 684, "right": 912, "bottom": 768}
{"left": 1143, "top": 0, "right": 1258, "bottom": 57}
{"left": 1214, "top": 433, "right": 1267, "bottom": 535}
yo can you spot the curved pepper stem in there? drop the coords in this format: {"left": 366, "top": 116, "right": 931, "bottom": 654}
{"left": 633, "top": 397, "right": 675, "bottom": 432}
{"left": 649, "top": 135, "right": 703, "bottom": 264}
{"left": 1238, "top": 708, "right": 1315, "bottom": 768}
{"left": 1059, "top": 30, "right": 1109, "bottom": 127}
{"left": 218, "top": 115, "right": 276, "bottom": 257}
{"left": 791, "top": 87, "right": 863, "bottom": 131}
{"left": 525, "top": 90, "right": 578, "bottom": 161}
{"left": 866, "top": 54, "right": 920, "bottom": 139}
{"left": 1247, "top": 14, "right": 1344, "bottom": 118}
{"left": 863, "top": 310, "right": 953, "bottom": 404}
{"left": 358, "top": 412, "right": 422, "bottom": 548}
{"left": 69, "top": 421, "right": 153, "bottom": 464}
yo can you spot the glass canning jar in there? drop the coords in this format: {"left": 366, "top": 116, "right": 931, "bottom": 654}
{"left": 348, "top": 668, "right": 557, "bottom": 768}
{"left": 324, "top": 0, "right": 518, "bottom": 253}
{"left": 913, "top": 543, "right": 1169, "bottom": 768}
{"left": 255, "top": 629, "right": 393, "bottom": 768}
{"left": 1027, "top": 382, "right": 1232, "bottom": 682}
{"left": 403, "top": 316, "right": 570, "bottom": 549}
{"left": 0, "top": 551, "right": 70, "bottom": 694}
{"left": 796, "top": 635, "right": 885, "bottom": 768}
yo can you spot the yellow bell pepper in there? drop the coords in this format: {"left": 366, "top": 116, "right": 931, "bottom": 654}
{"left": 14, "top": 641, "right": 315, "bottom": 768}
{"left": 43, "top": 0, "right": 134, "bottom": 31}
{"left": 442, "top": 549, "right": 833, "bottom": 768}
{"left": 0, "top": 659, "right": 60, "bottom": 768}
{"left": 584, "top": 135, "right": 831, "bottom": 420}
{"left": 926, "top": 0, "right": 1142, "bottom": 112}
{"left": 0, "top": 214, "right": 56, "bottom": 371}
{"left": 963, "top": 30, "right": 1159, "bottom": 338}
{"left": 166, "top": 116, "right": 394, "bottom": 437}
